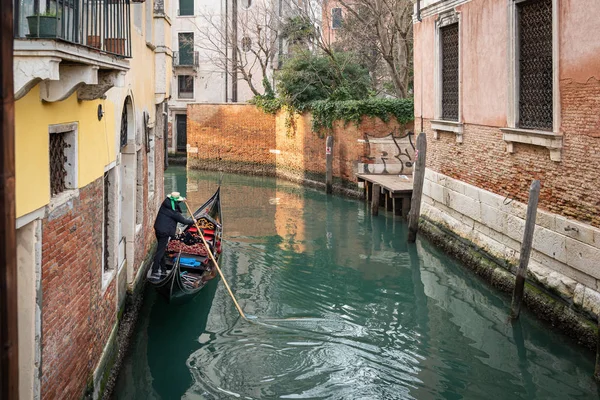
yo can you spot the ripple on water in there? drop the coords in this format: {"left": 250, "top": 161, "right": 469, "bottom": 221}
{"left": 185, "top": 316, "right": 425, "bottom": 400}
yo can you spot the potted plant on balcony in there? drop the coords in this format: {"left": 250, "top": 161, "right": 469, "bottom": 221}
{"left": 26, "top": 10, "right": 57, "bottom": 38}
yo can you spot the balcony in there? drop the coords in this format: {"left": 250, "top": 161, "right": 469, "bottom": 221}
{"left": 173, "top": 51, "right": 199, "bottom": 69}
{"left": 13, "top": 0, "right": 132, "bottom": 101}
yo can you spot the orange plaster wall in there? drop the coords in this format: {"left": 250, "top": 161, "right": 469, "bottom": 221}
{"left": 413, "top": 17, "right": 436, "bottom": 121}
{"left": 559, "top": 0, "right": 600, "bottom": 82}
{"left": 458, "top": 0, "right": 508, "bottom": 126}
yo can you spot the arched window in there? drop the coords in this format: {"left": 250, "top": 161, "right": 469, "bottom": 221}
{"left": 243, "top": 0, "right": 252, "bottom": 9}
{"left": 120, "top": 97, "right": 132, "bottom": 149}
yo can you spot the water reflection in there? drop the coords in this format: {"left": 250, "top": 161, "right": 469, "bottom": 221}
{"left": 114, "top": 168, "right": 598, "bottom": 399}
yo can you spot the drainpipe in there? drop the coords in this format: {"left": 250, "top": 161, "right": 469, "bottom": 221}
{"left": 416, "top": 0, "right": 422, "bottom": 22}
{"left": 231, "top": 0, "right": 238, "bottom": 102}
{"left": 225, "top": 0, "right": 229, "bottom": 102}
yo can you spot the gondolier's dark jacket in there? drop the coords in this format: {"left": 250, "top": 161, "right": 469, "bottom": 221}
{"left": 154, "top": 198, "right": 194, "bottom": 237}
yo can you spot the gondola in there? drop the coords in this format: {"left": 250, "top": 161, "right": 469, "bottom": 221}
{"left": 147, "top": 187, "right": 222, "bottom": 303}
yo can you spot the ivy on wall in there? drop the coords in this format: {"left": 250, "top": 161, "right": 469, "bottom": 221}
{"left": 253, "top": 97, "right": 414, "bottom": 135}
{"left": 310, "top": 98, "right": 414, "bottom": 134}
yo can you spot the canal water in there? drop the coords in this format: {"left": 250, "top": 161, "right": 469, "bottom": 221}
{"left": 114, "top": 167, "right": 598, "bottom": 399}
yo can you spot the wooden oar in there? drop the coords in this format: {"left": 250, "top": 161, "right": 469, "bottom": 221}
{"left": 183, "top": 201, "right": 249, "bottom": 321}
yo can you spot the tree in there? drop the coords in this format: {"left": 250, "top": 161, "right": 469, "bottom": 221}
{"left": 276, "top": 50, "right": 372, "bottom": 108}
{"left": 335, "top": 0, "right": 413, "bottom": 98}
{"left": 189, "top": 0, "right": 281, "bottom": 97}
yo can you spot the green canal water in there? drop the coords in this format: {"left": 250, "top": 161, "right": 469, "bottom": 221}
{"left": 114, "top": 167, "right": 599, "bottom": 399}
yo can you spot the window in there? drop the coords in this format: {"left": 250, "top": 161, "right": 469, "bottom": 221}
{"left": 331, "top": 8, "right": 342, "bottom": 29}
{"left": 241, "top": 36, "right": 252, "bottom": 52}
{"left": 178, "top": 75, "right": 194, "bottom": 99}
{"left": 179, "top": 0, "right": 194, "bottom": 16}
{"left": 120, "top": 98, "right": 130, "bottom": 148}
{"left": 49, "top": 124, "right": 77, "bottom": 197}
{"left": 178, "top": 32, "right": 194, "bottom": 65}
{"left": 517, "top": 0, "right": 553, "bottom": 131}
{"left": 242, "top": 0, "right": 252, "bottom": 9}
{"left": 49, "top": 133, "right": 68, "bottom": 196}
{"left": 441, "top": 23, "right": 459, "bottom": 121}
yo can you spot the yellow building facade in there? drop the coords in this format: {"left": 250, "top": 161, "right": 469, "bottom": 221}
{"left": 13, "top": 0, "right": 172, "bottom": 398}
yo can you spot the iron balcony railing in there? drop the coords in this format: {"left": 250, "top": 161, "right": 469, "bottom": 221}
{"left": 174, "top": 51, "right": 199, "bottom": 68}
{"left": 14, "top": 0, "right": 132, "bottom": 58}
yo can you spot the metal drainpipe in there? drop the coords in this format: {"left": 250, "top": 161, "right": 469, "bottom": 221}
{"left": 417, "top": 0, "right": 422, "bottom": 22}
{"left": 225, "top": 0, "right": 229, "bottom": 102}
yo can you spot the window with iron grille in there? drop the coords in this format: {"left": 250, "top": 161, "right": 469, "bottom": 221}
{"left": 120, "top": 98, "right": 129, "bottom": 149}
{"left": 441, "top": 23, "right": 459, "bottom": 121}
{"left": 331, "top": 8, "right": 342, "bottom": 29}
{"left": 50, "top": 132, "right": 68, "bottom": 196}
{"left": 178, "top": 75, "right": 194, "bottom": 99}
{"left": 517, "top": 0, "right": 553, "bottom": 131}
{"left": 49, "top": 124, "right": 77, "bottom": 197}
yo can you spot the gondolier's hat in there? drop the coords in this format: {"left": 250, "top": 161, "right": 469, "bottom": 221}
{"left": 167, "top": 192, "right": 186, "bottom": 202}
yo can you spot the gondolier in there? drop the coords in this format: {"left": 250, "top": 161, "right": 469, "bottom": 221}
{"left": 151, "top": 192, "right": 194, "bottom": 279}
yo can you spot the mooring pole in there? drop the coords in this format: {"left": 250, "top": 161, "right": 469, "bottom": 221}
{"left": 510, "top": 180, "right": 540, "bottom": 320}
{"left": 326, "top": 135, "right": 333, "bottom": 194}
{"left": 371, "top": 184, "right": 381, "bottom": 216}
{"left": 0, "top": 0, "right": 19, "bottom": 398}
{"left": 408, "top": 133, "right": 427, "bottom": 243}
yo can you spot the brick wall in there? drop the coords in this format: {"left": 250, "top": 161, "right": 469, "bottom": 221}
{"left": 187, "top": 104, "right": 277, "bottom": 173}
{"left": 186, "top": 104, "right": 414, "bottom": 186}
{"left": 275, "top": 112, "right": 413, "bottom": 184}
{"left": 41, "top": 179, "right": 116, "bottom": 400}
{"left": 40, "top": 132, "right": 164, "bottom": 399}
{"left": 423, "top": 77, "right": 600, "bottom": 228}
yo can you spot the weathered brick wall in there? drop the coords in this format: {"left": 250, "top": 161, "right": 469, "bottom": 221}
{"left": 40, "top": 132, "right": 164, "bottom": 399}
{"left": 275, "top": 112, "right": 413, "bottom": 183}
{"left": 187, "top": 104, "right": 277, "bottom": 173}
{"left": 423, "top": 77, "right": 600, "bottom": 228}
{"left": 186, "top": 103, "right": 414, "bottom": 185}
{"left": 41, "top": 179, "right": 116, "bottom": 399}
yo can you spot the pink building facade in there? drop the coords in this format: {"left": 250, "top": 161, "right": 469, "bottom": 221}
{"left": 414, "top": 0, "right": 600, "bottom": 324}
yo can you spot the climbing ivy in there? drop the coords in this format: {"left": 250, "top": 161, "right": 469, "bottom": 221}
{"left": 252, "top": 97, "right": 414, "bottom": 134}
{"left": 249, "top": 95, "right": 283, "bottom": 115}
{"left": 310, "top": 98, "right": 414, "bottom": 134}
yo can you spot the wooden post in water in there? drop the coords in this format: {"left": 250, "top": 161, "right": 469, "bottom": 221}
{"left": 0, "top": 0, "right": 19, "bottom": 397}
{"left": 326, "top": 135, "right": 333, "bottom": 194}
{"left": 408, "top": 133, "right": 427, "bottom": 243}
{"left": 371, "top": 184, "right": 381, "bottom": 216}
{"left": 510, "top": 180, "right": 540, "bottom": 320}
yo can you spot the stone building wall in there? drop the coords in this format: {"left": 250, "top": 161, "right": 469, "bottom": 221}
{"left": 413, "top": 0, "right": 600, "bottom": 320}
